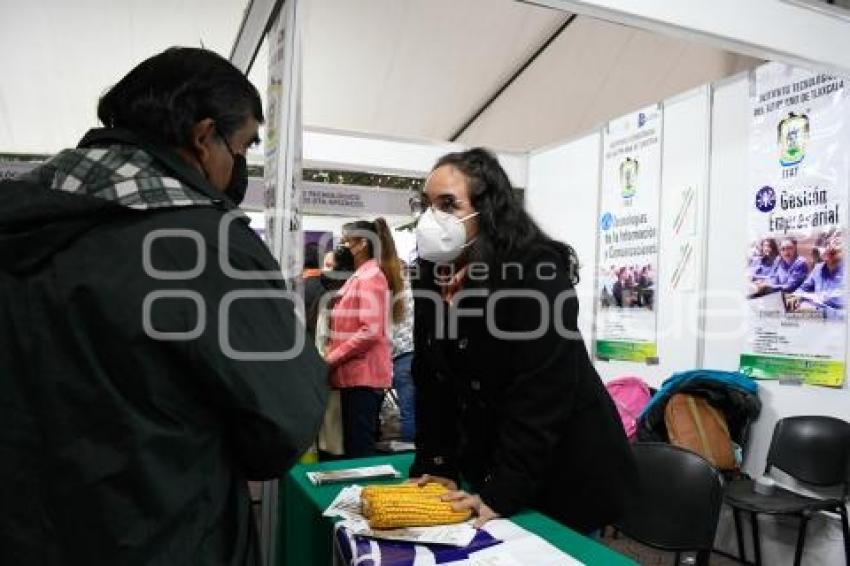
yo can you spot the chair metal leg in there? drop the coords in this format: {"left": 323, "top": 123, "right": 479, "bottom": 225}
{"left": 750, "top": 512, "right": 762, "bottom": 566}
{"left": 733, "top": 507, "right": 747, "bottom": 563}
{"left": 839, "top": 504, "right": 850, "bottom": 566}
{"left": 674, "top": 551, "right": 681, "bottom": 564}
{"left": 793, "top": 514, "right": 809, "bottom": 566}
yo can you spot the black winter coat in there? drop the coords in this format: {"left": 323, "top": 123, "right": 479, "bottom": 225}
{"left": 0, "top": 129, "right": 328, "bottom": 566}
{"left": 409, "top": 242, "right": 637, "bottom": 533}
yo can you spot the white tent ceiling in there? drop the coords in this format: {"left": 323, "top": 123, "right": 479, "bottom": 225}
{"left": 288, "top": 0, "right": 758, "bottom": 152}
{"left": 0, "top": 0, "right": 758, "bottom": 156}
{"left": 0, "top": 0, "right": 248, "bottom": 155}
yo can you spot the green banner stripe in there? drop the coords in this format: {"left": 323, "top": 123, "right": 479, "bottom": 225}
{"left": 596, "top": 340, "right": 658, "bottom": 363}
{"left": 740, "top": 354, "right": 845, "bottom": 387}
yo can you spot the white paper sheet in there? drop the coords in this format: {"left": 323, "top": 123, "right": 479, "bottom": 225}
{"left": 338, "top": 517, "right": 478, "bottom": 547}
{"left": 307, "top": 464, "right": 400, "bottom": 486}
{"left": 322, "top": 485, "right": 364, "bottom": 520}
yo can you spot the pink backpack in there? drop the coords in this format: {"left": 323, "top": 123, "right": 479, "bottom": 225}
{"left": 605, "top": 376, "right": 651, "bottom": 442}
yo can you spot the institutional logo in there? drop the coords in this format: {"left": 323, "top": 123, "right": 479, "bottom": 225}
{"left": 600, "top": 212, "right": 614, "bottom": 231}
{"left": 755, "top": 185, "right": 776, "bottom": 213}
{"left": 777, "top": 112, "right": 810, "bottom": 167}
{"left": 619, "top": 157, "right": 639, "bottom": 203}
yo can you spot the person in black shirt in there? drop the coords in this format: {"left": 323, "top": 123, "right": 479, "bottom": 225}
{"left": 409, "top": 148, "right": 636, "bottom": 534}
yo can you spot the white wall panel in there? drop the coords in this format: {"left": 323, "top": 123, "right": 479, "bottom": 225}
{"left": 526, "top": 87, "right": 711, "bottom": 387}
{"left": 527, "top": 132, "right": 601, "bottom": 349}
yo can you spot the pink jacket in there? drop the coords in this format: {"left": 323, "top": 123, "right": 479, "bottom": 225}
{"left": 326, "top": 259, "right": 392, "bottom": 389}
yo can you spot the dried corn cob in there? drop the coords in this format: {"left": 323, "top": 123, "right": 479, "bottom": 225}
{"left": 361, "top": 483, "right": 446, "bottom": 497}
{"left": 361, "top": 482, "right": 471, "bottom": 529}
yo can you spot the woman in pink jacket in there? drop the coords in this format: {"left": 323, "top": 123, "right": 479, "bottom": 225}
{"left": 325, "top": 218, "right": 404, "bottom": 457}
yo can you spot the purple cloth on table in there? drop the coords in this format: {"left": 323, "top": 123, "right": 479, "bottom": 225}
{"left": 335, "top": 526, "right": 502, "bottom": 565}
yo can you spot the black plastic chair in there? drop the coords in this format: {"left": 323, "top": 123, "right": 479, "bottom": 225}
{"left": 615, "top": 442, "right": 724, "bottom": 566}
{"left": 724, "top": 416, "right": 850, "bottom": 566}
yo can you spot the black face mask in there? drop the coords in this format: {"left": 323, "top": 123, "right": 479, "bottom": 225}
{"left": 320, "top": 247, "right": 355, "bottom": 291}
{"left": 225, "top": 153, "right": 248, "bottom": 205}
{"left": 334, "top": 245, "right": 355, "bottom": 272}
{"left": 215, "top": 127, "right": 249, "bottom": 206}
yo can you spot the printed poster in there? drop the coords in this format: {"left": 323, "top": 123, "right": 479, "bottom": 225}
{"left": 595, "top": 105, "right": 662, "bottom": 363}
{"left": 265, "top": 0, "right": 304, "bottom": 281}
{"left": 741, "top": 63, "right": 848, "bottom": 387}
{"left": 264, "top": 16, "right": 283, "bottom": 255}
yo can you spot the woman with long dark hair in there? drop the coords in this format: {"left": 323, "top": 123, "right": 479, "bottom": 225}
{"left": 409, "top": 148, "right": 636, "bottom": 534}
{"left": 749, "top": 237, "right": 779, "bottom": 279}
{"left": 325, "top": 218, "right": 404, "bottom": 457}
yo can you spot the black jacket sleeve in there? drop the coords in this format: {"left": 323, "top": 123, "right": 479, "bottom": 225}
{"left": 477, "top": 248, "right": 583, "bottom": 516}
{"left": 148, "top": 213, "right": 328, "bottom": 480}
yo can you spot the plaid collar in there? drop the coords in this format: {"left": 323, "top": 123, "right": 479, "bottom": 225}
{"left": 22, "top": 128, "right": 236, "bottom": 211}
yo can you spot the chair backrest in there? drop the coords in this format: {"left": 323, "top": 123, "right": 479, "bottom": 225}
{"left": 605, "top": 376, "right": 652, "bottom": 442}
{"left": 766, "top": 416, "right": 850, "bottom": 487}
{"left": 616, "top": 442, "right": 724, "bottom": 553}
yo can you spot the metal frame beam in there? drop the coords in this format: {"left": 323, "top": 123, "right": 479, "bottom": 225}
{"left": 230, "top": 0, "right": 283, "bottom": 73}
{"left": 518, "top": 0, "right": 850, "bottom": 76}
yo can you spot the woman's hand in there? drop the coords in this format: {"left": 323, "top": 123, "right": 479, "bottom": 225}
{"left": 407, "top": 474, "right": 457, "bottom": 491}
{"left": 440, "top": 490, "right": 500, "bottom": 528}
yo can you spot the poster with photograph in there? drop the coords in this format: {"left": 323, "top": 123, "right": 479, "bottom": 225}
{"left": 264, "top": 14, "right": 284, "bottom": 256}
{"left": 740, "top": 63, "right": 848, "bottom": 387}
{"left": 595, "top": 105, "right": 662, "bottom": 363}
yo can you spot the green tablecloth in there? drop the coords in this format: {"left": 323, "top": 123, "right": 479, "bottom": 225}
{"left": 277, "top": 453, "right": 636, "bottom": 565}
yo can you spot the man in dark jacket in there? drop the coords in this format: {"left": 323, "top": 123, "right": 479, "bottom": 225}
{"left": 0, "top": 48, "right": 328, "bottom": 566}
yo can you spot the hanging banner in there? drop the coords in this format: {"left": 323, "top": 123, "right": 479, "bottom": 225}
{"left": 740, "top": 63, "right": 848, "bottom": 387}
{"left": 301, "top": 182, "right": 411, "bottom": 216}
{"left": 259, "top": 3, "right": 304, "bottom": 566}
{"left": 595, "top": 105, "right": 662, "bottom": 363}
{"left": 265, "top": 0, "right": 304, "bottom": 282}
{"left": 245, "top": 179, "right": 411, "bottom": 216}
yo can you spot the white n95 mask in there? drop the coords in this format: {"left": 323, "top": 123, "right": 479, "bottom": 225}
{"left": 415, "top": 207, "right": 479, "bottom": 263}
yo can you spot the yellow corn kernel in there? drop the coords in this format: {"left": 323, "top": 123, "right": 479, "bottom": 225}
{"left": 360, "top": 482, "right": 471, "bottom": 529}
{"left": 362, "top": 483, "right": 445, "bottom": 498}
